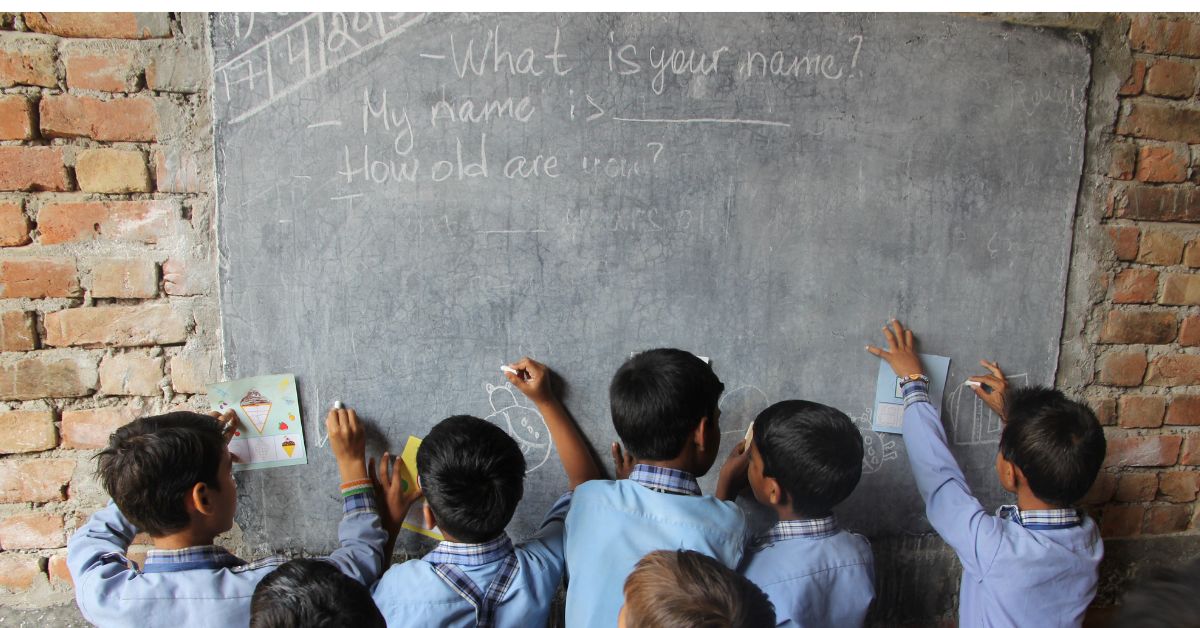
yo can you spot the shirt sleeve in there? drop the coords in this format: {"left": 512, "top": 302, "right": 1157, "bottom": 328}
{"left": 521, "top": 491, "right": 573, "bottom": 565}
{"left": 901, "top": 381, "right": 1002, "bottom": 577}
{"left": 321, "top": 483, "right": 388, "bottom": 586}
{"left": 66, "top": 502, "right": 142, "bottom": 624}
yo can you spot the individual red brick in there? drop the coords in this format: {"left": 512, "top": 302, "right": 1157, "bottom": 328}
{"left": 0, "top": 459, "right": 73, "bottom": 503}
{"left": 1089, "top": 397, "right": 1118, "bottom": 426}
{"left": 75, "top": 148, "right": 151, "bottom": 194}
{"left": 0, "top": 354, "right": 97, "bottom": 401}
{"left": 1105, "top": 435, "right": 1183, "bottom": 467}
{"left": 1097, "top": 351, "right": 1148, "bottom": 386}
{"left": 1107, "top": 225, "right": 1140, "bottom": 261}
{"left": 1118, "top": 58, "right": 1147, "bottom": 96}
{"left": 1117, "top": 101, "right": 1200, "bottom": 144}
{"left": 1159, "top": 471, "right": 1199, "bottom": 502}
{"left": 0, "top": 554, "right": 44, "bottom": 590}
{"left": 0, "top": 202, "right": 30, "bottom": 247}
{"left": 0, "top": 410, "right": 55, "bottom": 453}
{"left": 169, "top": 350, "right": 218, "bottom": 394}
{"left": 1181, "top": 316, "right": 1200, "bottom": 347}
{"left": 1109, "top": 141, "right": 1137, "bottom": 180}
{"left": 47, "top": 553, "right": 71, "bottom": 588}
{"left": 161, "top": 257, "right": 208, "bottom": 296}
{"left": 23, "top": 12, "right": 171, "bottom": 39}
{"left": 1112, "top": 268, "right": 1159, "bottom": 304}
{"left": 1166, "top": 395, "right": 1200, "bottom": 426}
{"left": 1146, "top": 354, "right": 1200, "bottom": 386}
{"left": 0, "top": 39, "right": 56, "bottom": 88}
{"left": 43, "top": 304, "right": 188, "bottom": 348}
{"left": 1143, "top": 504, "right": 1193, "bottom": 534}
{"left": 1114, "top": 473, "right": 1158, "bottom": 502}
{"left": 0, "top": 258, "right": 80, "bottom": 299}
{"left": 61, "top": 406, "right": 138, "bottom": 449}
{"left": 1183, "top": 434, "right": 1200, "bottom": 465}
{"left": 1186, "top": 240, "right": 1200, "bottom": 268}
{"left": 1099, "top": 310, "right": 1176, "bottom": 345}
{"left": 0, "top": 512, "right": 65, "bottom": 549}
{"left": 37, "top": 200, "right": 179, "bottom": 245}
{"left": 1160, "top": 274, "right": 1200, "bottom": 305}
{"left": 90, "top": 258, "right": 158, "bottom": 299}
{"left": 0, "top": 146, "right": 70, "bottom": 192}
{"left": 154, "top": 146, "right": 205, "bottom": 194}
{"left": 39, "top": 95, "right": 158, "bottom": 142}
{"left": 1101, "top": 503, "right": 1144, "bottom": 537}
{"left": 0, "top": 310, "right": 36, "bottom": 351}
{"left": 1137, "top": 230, "right": 1185, "bottom": 265}
{"left": 1117, "top": 395, "right": 1167, "bottom": 428}
{"left": 1129, "top": 16, "right": 1200, "bottom": 58}
{"left": 1145, "top": 59, "right": 1199, "bottom": 99}
{"left": 99, "top": 353, "right": 163, "bottom": 396}
{"left": 0, "top": 95, "right": 34, "bottom": 140}
{"left": 1081, "top": 472, "right": 1117, "bottom": 505}
{"left": 1136, "top": 144, "right": 1190, "bottom": 183}
{"left": 65, "top": 50, "right": 141, "bottom": 92}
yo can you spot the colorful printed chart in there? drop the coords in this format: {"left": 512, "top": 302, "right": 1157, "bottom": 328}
{"left": 207, "top": 374, "right": 307, "bottom": 471}
{"left": 872, "top": 354, "right": 950, "bottom": 435}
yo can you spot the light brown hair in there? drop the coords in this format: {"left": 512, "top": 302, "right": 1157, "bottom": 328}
{"left": 621, "top": 549, "right": 775, "bottom": 628}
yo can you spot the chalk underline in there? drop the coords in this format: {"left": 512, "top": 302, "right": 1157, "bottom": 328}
{"left": 477, "top": 229, "right": 547, "bottom": 234}
{"left": 612, "top": 116, "right": 791, "bottom": 128}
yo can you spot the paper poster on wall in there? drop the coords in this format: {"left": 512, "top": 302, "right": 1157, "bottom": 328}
{"left": 872, "top": 354, "right": 950, "bottom": 435}
{"left": 398, "top": 435, "right": 444, "bottom": 541}
{"left": 207, "top": 374, "right": 307, "bottom": 471}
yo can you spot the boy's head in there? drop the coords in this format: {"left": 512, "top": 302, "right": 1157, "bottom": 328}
{"left": 417, "top": 415, "right": 526, "bottom": 543}
{"left": 250, "top": 558, "right": 386, "bottom": 628}
{"left": 749, "top": 400, "right": 864, "bottom": 517}
{"left": 610, "top": 349, "right": 725, "bottom": 472}
{"left": 996, "top": 386, "right": 1106, "bottom": 506}
{"left": 95, "top": 411, "right": 235, "bottom": 537}
{"left": 619, "top": 549, "right": 775, "bottom": 628}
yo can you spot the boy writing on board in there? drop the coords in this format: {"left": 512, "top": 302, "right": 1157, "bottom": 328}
{"left": 68, "top": 407, "right": 388, "bottom": 627}
{"left": 371, "top": 357, "right": 601, "bottom": 627}
{"left": 867, "top": 319, "right": 1105, "bottom": 627}
{"left": 716, "top": 400, "right": 875, "bottom": 627}
{"left": 563, "top": 349, "right": 749, "bottom": 628}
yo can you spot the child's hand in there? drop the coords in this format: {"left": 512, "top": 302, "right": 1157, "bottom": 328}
{"left": 208, "top": 409, "right": 240, "bottom": 444}
{"left": 504, "top": 357, "right": 556, "bottom": 406}
{"left": 969, "top": 360, "right": 1009, "bottom": 422}
{"left": 866, "top": 319, "right": 925, "bottom": 378}
{"left": 716, "top": 441, "right": 750, "bottom": 501}
{"left": 369, "top": 452, "right": 424, "bottom": 537}
{"left": 611, "top": 442, "right": 636, "bottom": 480}
{"left": 327, "top": 407, "right": 368, "bottom": 481}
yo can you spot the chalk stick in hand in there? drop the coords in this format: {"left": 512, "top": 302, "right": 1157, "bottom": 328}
{"left": 332, "top": 400, "right": 344, "bottom": 409}
{"left": 501, "top": 365, "right": 519, "bottom": 376}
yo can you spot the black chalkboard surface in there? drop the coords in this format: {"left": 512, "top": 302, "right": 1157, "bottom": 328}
{"left": 211, "top": 13, "right": 1088, "bottom": 553}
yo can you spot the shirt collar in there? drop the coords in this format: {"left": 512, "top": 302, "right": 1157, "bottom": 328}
{"left": 755, "top": 515, "right": 840, "bottom": 547}
{"left": 424, "top": 533, "right": 515, "bottom": 567}
{"left": 142, "top": 545, "right": 246, "bottom": 573}
{"left": 997, "top": 505, "right": 1082, "bottom": 530}
{"left": 629, "top": 464, "right": 702, "bottom": 496}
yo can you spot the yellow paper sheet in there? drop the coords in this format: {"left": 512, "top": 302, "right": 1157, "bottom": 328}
{"left": 399, "top": 436, "right": 444, "bottom": 541}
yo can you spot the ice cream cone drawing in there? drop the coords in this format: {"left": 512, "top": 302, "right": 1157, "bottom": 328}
{"left": 483, "top": 383, "right": 552, "bottom": 472}
{"left": 240, "top": 389, "right": 272, "bottom": 434}
{"left": 281, "top": 437, "right": 296, "bottom": 458}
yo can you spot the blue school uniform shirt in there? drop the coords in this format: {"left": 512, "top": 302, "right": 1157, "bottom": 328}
{"left": 901, "top": 380, "right": 1103, "bottom": 627}
{"left": 371, "top": 492, "right": 572, "bottom": 627}
{"left": 739, "top": 515, "right": 875, "bottom": 627}
{"left": 563, "top": 464, "right": 749, "bottom": 628}
{"left": 67, "top": 490, "right": 387, "bottom": 628}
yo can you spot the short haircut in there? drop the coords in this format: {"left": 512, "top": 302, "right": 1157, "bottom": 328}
{"left": 998, "top": 386, "right": 1106, "bottom": 506}
{"left": 95, "top": 412, "right": 226, "bottom": 536}
{"left": 611, "top": 349, "right": 725, "bottom": 460}
{"left": 622, "top": 549, "right": 775, "bottom": 628}
{"left": 250, "top": 558, "right": 385, "bottom": 628}
{"left": 753, "top": 400, "right": 864, "bottom": 516}
{"left": 1114, "top": 558, "right": 1200, "bottom": 628}
{"left": 417, "top": 415, "right": 526, "bottom": 543}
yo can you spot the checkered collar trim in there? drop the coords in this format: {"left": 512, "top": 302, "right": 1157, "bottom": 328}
{"left": 424, "top": 533, "right": 515, "bottom": 567}
{"left": 755, "top": 515, "right": 840, "bottom": 547}
{"left": 142, "top": 545, "right": 245, "bottom": 573}
{"left": 629, "top": 464, "right": 702, "bottom": 496}
{"left": 997, "top": 505, "right": 1081, "bottom": 530}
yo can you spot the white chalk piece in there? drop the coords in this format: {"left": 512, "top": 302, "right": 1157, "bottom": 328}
{"left": 500, "top": 365, "right": 519, "bottom": 375}
{"left": 965, "top": 381, "right": 982, "bottom": 388}
{"left": 332, "top": 400, "right": 344, "bottom": 409}
{"left": 743, "top": 421, "right": 755, "bottom": 447}
{"left": 697, "top": 355, "right": 712, "bottom": 365}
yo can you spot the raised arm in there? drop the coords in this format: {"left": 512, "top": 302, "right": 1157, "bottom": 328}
{"left": 506, "top": 357, "right": 603, "bottom": 489}
{"left": 325, "top": 407, "right": 388, "bottom": 584}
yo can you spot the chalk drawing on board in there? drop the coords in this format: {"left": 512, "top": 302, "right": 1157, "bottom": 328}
{"left": 851, "top": 407, "right": 898, "bottom": 474}
{"left": 483, "top": 383, "right": 553, "bottom": 472}
{"left": 717, "top": 384, "right": 771, "bottom": 439}
{"left": 945, "top": 373, "right": 1028, "bottom": 445}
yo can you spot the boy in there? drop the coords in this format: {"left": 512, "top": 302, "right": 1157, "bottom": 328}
{"left": 68, "top": 407, "right": 387, "bottom": 627}
{"left": 619, "top": 549, "right": 776, "bottom": 628}
{"left": 718, "top": 400, "right": 875, "bottom": 627}
{"left": 371, "top": 357, "right": 601, "bottom": 627}
{"left": 564, "top": 348, "right": 749, "bottom": 628}
{"left": 867, "top": 319, "right": 1106, "bottom": 627}
{"left": 251, "top": 558, "right": 386, "bottom": 628}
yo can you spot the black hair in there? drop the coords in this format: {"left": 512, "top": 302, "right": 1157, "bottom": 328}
{"left": 94, "top": 411, "right": 226, "bottom": 536}
{"left": 752, "top": 400, "right": 864, "bottom": 517}
{"left": 610, "top": 349, "right": 725, "bottom": 461}
{"left": 417, "top": 415, "right": 526, "bottom": 543}
{"left": 250, "top": 558, "right": 386, "bottom": 628}
{"left": 998, "top": 386, "right": 1106, "bottom": 506}
{"left": 1113, "top": 558, "right": 1200, "bottom": 628}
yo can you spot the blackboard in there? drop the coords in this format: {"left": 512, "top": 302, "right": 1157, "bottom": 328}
{"left": 211, "top": 13, "right": 1089, "bottom": 553}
